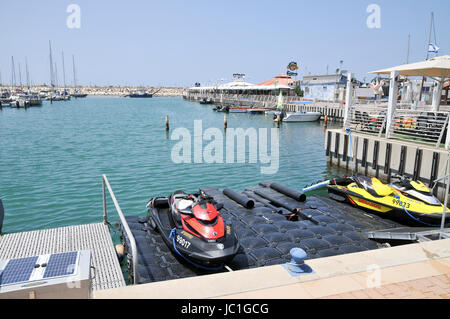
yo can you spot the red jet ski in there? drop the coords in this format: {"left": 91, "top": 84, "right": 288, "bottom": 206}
{"left": 146, "top": 190, "right": 239, "bottom": 268}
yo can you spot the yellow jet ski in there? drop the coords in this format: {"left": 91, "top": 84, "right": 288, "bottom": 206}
{"left": 327, "top": 175, "right": 449, "bottom": 226}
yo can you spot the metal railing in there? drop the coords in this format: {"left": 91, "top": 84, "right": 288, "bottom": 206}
{"left": 102, "top": 174, "right": 139, "bottom": 285}
{"left": 348, "top": 106, "right": 449, "bottom": 148}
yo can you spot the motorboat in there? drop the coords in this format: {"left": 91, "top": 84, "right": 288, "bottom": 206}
{"left": 279, "top": 111, "right": 321, "bottom": 122}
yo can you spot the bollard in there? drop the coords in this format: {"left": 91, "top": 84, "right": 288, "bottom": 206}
{"left": 282, "top": 248, "right": 313, "bottom": 276}
{"left": 224, "top": 114, "right": 227, "bottom": 130}
{"left": 324, "top": 115, "right": 328, "bottom": 126}
{"left": 165, "top": 115, "right": 169, "bottom": 131}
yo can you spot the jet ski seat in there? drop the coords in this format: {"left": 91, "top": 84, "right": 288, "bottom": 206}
{"left": 171, "top": 191, "right": 195, "bottom": 215}
{"left": 153, "top": 197, "right": 169, "bottom": 208}
{"left": 354, "top": 175, "right": 392, "bottom": 198}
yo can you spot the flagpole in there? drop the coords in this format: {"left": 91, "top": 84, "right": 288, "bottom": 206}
{"left": 419, "top": 12, "right": 434, "bottom": 102}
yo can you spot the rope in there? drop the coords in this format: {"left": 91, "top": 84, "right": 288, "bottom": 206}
{"left": 393, "top": 194, "right": 439, "bottom": 227}
{"left": 169, "top": 228, "right": 224, "bottom": 271}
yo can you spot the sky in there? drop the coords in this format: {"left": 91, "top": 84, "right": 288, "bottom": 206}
{"left": 1, "top": 0, "right": 449, "bottom": 87}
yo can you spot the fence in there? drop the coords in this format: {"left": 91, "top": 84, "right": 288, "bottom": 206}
{"left": 348, "top": 106, "right": 449, "bottom": 148}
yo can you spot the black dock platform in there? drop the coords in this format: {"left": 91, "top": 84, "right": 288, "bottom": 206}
{"left": 120, "top": 181, "right": 401, "bottom": 284}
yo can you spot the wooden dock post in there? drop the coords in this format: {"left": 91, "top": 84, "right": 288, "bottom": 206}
{"left": 275, "top": 114, "right": 281, "bottom": 128}
{"left": 165, "top": 115, "right": 169, "bottom": 131}
{"left": 224, "top": 114, "right": 227, "bottom": 130}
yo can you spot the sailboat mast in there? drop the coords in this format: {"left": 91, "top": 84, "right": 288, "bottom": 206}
{"left": 25, "top": 57, "right": 30, "bottom": 89}
{"left": 419, "top": 12, "right": 434, "bottom": 102}
{"left": 49, "top": 40, "right": 54, "bottom": 88}
{"left": 11, "top": 56, "right": 16, "bottom": 87}
{"left": 62, "top": 51, "right": 66, "bottom": 89}
{"left": 72, "top": 55, "right": 77, "bottom": 88}
{"left": 54, "top": 62, "right": 58, "bottom": 88}
{"left": 18, "top": 63, "right": 22, "bottom": 88}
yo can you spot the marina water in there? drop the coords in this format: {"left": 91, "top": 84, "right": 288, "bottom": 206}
{"left": 0, "top": 97, "right": 345, "bottom": 234}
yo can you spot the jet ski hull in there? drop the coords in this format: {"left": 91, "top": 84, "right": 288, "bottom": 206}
{"left": 328, "top": 181, "right": 449, "bottom": 226}
{"left": 147, "top": 196, "right": 239, "bottom": 267}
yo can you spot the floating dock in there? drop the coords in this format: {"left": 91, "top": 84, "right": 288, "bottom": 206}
{"left": 120, "top": 181, "right": 402, "bottom": 284}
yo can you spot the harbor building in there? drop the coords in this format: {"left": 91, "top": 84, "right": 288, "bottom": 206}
{"left": 184, "top": 74, "right": 295, "bottom": 101}
{"left": 301, "top": 72, "right": 349, "bottom": 102}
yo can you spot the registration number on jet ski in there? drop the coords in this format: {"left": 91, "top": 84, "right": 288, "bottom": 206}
{"left": 392, "top": 198, "right": 410, "bottom": 209}
{"left": 176, "top": 235, "right": 191, "bottom": 249}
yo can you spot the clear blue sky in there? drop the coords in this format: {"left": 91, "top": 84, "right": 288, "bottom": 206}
{"left": 1, "top": 0, "right": 449, "bottom": 87}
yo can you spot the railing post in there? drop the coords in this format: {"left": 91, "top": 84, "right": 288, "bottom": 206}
{"left": 102, "top": 177, "right": 107, "bottom": 224}
{"left": 102, "top": 174, "right": 139, "bottom": 284}
{"left": 343, "top": 72, "right": 352, "bottom": 129}
{"left": 385, "top": 71, "right": 399, "bottom": 139}
{"left": 440, "top": 152, "right": 450, "bottom": 237}
{"left": 446, "top": 116, "right": 450, "bottom": 150}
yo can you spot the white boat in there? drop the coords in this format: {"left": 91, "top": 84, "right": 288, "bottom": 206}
{"left": 281, "top": 111, "right": 321, "bottom": 122}
{"left": 228, "top": 107, "right": 248, "bottom": 113}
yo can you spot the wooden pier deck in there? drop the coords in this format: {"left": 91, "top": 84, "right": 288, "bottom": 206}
{"left": 0, "top": 223, "right": 125, "bottom": 291}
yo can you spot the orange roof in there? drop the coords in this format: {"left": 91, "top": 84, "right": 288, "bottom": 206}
{"left": 257, "top": 74, "right": 296, "bottom": 86}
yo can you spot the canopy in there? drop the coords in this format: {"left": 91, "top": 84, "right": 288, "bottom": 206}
{"left": 370, "top": 55, "right": 450, "bottom": 80}
{"left": 220, "top": 79, "right": 255, "bottom": 88}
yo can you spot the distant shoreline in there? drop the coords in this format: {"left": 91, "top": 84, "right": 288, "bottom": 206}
{"left": 1, "top": 85, "right": 185, "bottom": 97}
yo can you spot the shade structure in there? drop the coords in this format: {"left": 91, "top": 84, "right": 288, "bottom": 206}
{"left": 370, "top": 55, "right": 450, "bottom": 80}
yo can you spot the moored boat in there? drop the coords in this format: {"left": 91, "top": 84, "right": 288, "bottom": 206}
{"left": 281, "top": 111, "right": 321, "bottom": 122}
{"left": 129, "top": 89, "right": 152, "bottom": 98}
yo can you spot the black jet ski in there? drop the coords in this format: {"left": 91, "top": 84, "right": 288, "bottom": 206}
{"left": 146, "top": 190, "right": 239, "bottom": 269}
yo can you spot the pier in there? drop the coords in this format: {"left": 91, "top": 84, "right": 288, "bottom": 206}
{"left": 1, "top": 175, "right": 448, "bottom": 299}
{"left": 94, "top": 237, "right": 450, "bottom": 299}
{"left": 324, "top": 64, "right": 450, "bottom": 202}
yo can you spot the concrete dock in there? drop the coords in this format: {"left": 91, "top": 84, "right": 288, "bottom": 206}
{"left": 92, "top": 238, "right": 450, "bottom": 299}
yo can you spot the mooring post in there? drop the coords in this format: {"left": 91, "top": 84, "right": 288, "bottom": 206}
{"left": 165, "top": 115, "right": 169, "bottom": 131}
{"left": 275, "top": 114, "right": 281, "bottom": 128}
{"left": 224, "top": 113, "right": 227, "bottom": 130}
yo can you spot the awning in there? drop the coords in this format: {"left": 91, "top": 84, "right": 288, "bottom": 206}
{"left": 370, "top": 55, "right": 450, "bottom": 81}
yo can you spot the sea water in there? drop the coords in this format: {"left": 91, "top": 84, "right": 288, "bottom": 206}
{"left": 0, "top": 96, "right": 346, "bottom": 233}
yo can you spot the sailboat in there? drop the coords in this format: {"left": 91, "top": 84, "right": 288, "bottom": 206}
{"left": 71, "top": 55, "right": 87, "bottom": 98}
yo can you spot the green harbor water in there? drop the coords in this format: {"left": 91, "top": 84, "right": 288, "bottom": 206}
{"left": 0, "top": 97, "right": 346, "bottom": 234}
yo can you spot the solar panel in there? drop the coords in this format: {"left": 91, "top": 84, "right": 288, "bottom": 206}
{"left": 0, "top": 256, "right": 39, "bottom": 285}
{"left": 43, "top": 252, "right": 78, "bottom": 279}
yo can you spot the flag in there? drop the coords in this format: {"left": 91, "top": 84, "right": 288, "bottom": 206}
{"left": 277, "top": 91, "right": 283, "bottom": 110}
{"left": 428, "top": 43, "right": 440, "bottom": 54}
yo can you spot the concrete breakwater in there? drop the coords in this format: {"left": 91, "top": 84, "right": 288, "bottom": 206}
{"left": 2, "top": 85, "right": 185, "bottom": 97}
